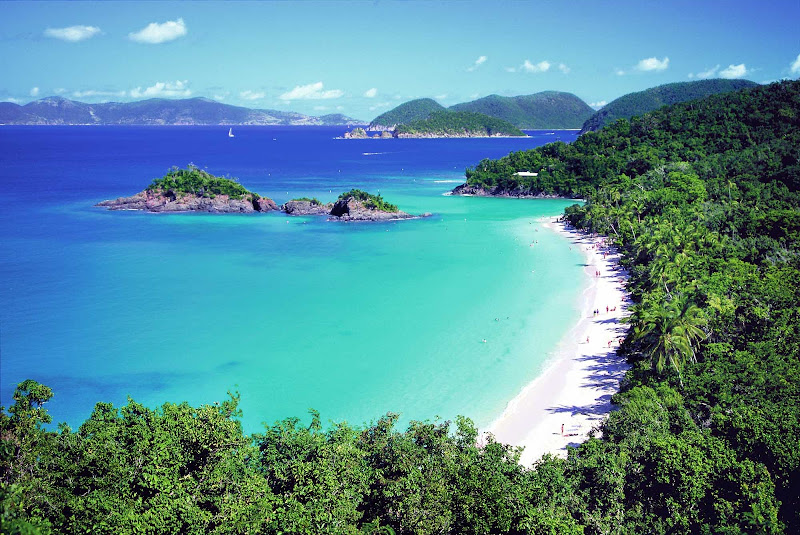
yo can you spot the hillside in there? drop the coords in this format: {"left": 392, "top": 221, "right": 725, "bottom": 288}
{"left": 368, "top": 98, "right": 445, "bottom": 130}
{"left": 580, "top": 78, "right": 759, "bottom": 133}
{"left": 450, "top": 91, "right": 594, "bottom": 129}
{"left": 394, "top": 110, "right": 525, "bottom": 137}
{"left": 0, "top": 96, "right": 364, "bottom": 125}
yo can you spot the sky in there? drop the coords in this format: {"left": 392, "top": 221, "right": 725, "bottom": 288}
{"left": 1, "top": 0, "right": 799, "bottom": 121}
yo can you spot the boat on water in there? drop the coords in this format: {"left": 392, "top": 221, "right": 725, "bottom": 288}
{"left": 228, "top": 128, "right": 235, "bottom": 138}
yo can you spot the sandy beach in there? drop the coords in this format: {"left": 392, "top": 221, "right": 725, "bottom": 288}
{"left": 485, "top": 218, "right": 630, "bottom": 466}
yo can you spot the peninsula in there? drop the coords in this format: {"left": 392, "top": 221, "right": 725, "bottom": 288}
{"left": 96, "top": 166, "right": 277, "bottom": 213}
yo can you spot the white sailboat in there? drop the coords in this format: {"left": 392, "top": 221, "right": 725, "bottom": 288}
{"left": 228, "top": 128, "right": 235, "bottom": 138}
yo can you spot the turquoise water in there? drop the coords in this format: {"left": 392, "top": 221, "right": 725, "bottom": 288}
{"left": 0, "top": 126, "right": 583, "bottom": 431}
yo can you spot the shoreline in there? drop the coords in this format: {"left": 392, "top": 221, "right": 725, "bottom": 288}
{"left": 484, "top": 217, "right": 630, "bottom": 465}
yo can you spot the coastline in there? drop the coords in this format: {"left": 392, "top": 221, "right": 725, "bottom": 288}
{"left": 484, "top": 217, "right": 630, "bottom": 465}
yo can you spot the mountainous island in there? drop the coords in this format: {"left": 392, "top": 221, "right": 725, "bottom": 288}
{"left": 368, "top": 91, "right": 593, "bottom": 132}
{"left": 0, "top": 96, "right": 364, "bottom": 125}
{"left": 450, "top": 91, "right": 594, "bottom": 129}
{"left": 352, "top": 110, "right": 525, "bottom": 139}
{"left": 579, "top": 78, "right": 759, "bottom": 133}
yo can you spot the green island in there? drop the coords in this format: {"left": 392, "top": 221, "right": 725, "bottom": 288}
{"left": 394, "top": 110, "right": 525, "bottom": 138}
{"left": 450, "top": 91, "right": 595, "bottom": 129}
{"left": 147, "top": 165, "right": 258, "bottom": 200}
{"left": 368, "top": 98, "right": 446, "bottom": 129}
{"left": 338, "top": 189, "right": 398, "bottom": 213}
{"left": 3, "top": 80, "right": 799, "bottom": 533}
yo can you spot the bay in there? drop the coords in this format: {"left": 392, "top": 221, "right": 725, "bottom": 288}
{"left": 0, "top": 126, "right": 582, "bottom": 432}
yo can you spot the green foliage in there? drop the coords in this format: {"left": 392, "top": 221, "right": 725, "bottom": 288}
{"left": 450, "top": 91, "right": 595, "bottom": 129}
{"left": 147, "top": 165, "right": 259, "bottom": 200}
{"left": 394, "top": 111, "right": 525, "bottom": 137}
{"left": 338, "top": 189, "right": 398, "bottom": 213}
{"left": 581, "top": 78, "right": 759, "bottom": 132}
{"left": 369, "top": 98, "right": 445, "bottom": 128}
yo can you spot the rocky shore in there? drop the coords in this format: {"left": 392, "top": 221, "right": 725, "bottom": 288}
{"left": 96, "top": 190, "right": 278, "bottom": 213}
{"left": 449, "top": 183, "right": 577, "bottom": 199}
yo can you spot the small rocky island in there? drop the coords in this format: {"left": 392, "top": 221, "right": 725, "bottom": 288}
{"left": 97, "top": 166, "right": 278, "bottom": 213}
{"left": 282, "top": 189, "right": 426, "bottom": 221}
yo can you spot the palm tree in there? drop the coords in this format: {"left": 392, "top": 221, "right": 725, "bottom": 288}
{"left": 632, "top": 296, "right": 708, "bottom": 388}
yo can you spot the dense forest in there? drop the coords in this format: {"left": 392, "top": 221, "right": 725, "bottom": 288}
{"left": 2, "top": 81, "right": 799, "bottom": 533}
{"left": 368, "top": 98, "right": 446, "bottom": 129}
{"left": 450, "top": 91, "right": 594, "bottom": 129}
{"left": 394, "top": 111, "right": 525, "bottom": 137}
{"left": 579, "top": 79, "right": 759, "bottom": 133}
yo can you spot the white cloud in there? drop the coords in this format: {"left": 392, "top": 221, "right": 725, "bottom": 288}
{"left": 44, "top": 25, "right": 101, "bottom": 42}
{"left": 615, "top": 68, "right": 626, "bottom": 76}
{"left": 434, "top": 94, "right": 448, "bottom": 100}
{"left": 589, "top": 100, "right": 607, "bottom": 109}
{"left": 635, "top": 56, "right": 669, "bottom": 72}
{"left": 467, "top": 55, "right": 487, "bottom": 72}
{"left": 54, "top": 88, "right": 66, "bottom": 94}
{"left": 128, "top": 18, "right": 187, "bottom": 44}
{"left": 789, "top": 53, "right": 800, "bottom": 75}
{"left": 363, "top": 87, "right": 378, "bottom": 98}
{"left": 719, "top": 63, "right": 748, "bottom": 79}
{"left": 279, "top": 82, "right": 343, "bottom": 100}
{"left": 689, "top": 65, "right": 720, "bottom": 79}
{"left": 521, "top": 60, "right": 551, "bottom": 73}
{"left": 469, "top": 92, "right": 480, "bottom": 99}
{"left": 558, "top": 63, "right": 570, "bottom": 74}
{"left": 2, "top": 96, "right": 24, "bottom": 104}
{"left": 505, "top": 66, "right": 517, "bottom": 73}
{"left": 336, "top": 106, "right": 343, "bottom": 111}
{"left": 130, "top": 80, "right": 191, "bottom": 98}
{"left": 30, "top": 87, "right": 40, "bottom": 97}
{"left": 72, "top": 89, "right": 126, "bottom": 99}
{"left": 213, "top": 94, "right": 227, "bottom": 101}
{"left": 239, "top": 90, "right": 265, "bottom": 100}
{"left": 313, "top": 105, "right": 328, "bottom": 111}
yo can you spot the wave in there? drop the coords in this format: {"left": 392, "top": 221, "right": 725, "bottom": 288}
{"left": 362, "top": 152, "right": 389, "bottom": 156}
{"left": 432, "top": 179, "right": 463, "bottom": 184}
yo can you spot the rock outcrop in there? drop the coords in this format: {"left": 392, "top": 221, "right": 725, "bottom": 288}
{"left": 96, "top": 190, "right": 278, "bottom": 213}
{"left": 328, "top": 198, "right": 416, "bottom": 221}
{"left": 280, "top": 199, "right": 332, "bottom": 216}
{"left": 450, "top": 183, "right": 571, "bottom": 199}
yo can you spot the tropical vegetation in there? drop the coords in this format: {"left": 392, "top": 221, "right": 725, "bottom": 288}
{"left": 2, "top": 80, "right": 799, "bottom": 533}
{"left": 147, "top": 165, "right": 259, "bottom": 200}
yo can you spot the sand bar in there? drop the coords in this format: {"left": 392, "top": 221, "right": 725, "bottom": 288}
{"left": 484, "top": 218, "right": 631, "bottom": 466}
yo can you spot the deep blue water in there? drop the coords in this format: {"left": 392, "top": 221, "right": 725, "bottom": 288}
{"left": 0, "top": 126, "right": 581, "bottom": 431}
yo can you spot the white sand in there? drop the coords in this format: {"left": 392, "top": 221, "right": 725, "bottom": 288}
{"left": 484, "top": 218, "right": 630, "bottom": 465}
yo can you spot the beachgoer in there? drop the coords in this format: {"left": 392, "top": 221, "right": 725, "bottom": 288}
{"left": 561, "top": 423, "right": 564, "bottom": 435}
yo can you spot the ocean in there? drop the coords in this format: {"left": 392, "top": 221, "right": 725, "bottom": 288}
{"left": 0, "top": 126, "right": 583, "bottom": 432}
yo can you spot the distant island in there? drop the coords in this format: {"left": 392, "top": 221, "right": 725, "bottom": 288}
{"left": 368, "top": 91, "right": 594, "bottom": 131}
{"left": 282, "top": 189, "right": 427, "bottom": 221}
{"left": 96, "top": 166, "right": 278, "bottom": 213}
{"left": 344, "top": 110, "right": 525, "bottom": 139}
{"left": 579, "top": 79, "right": 759, "bottom": 133}
{"left": 0, "top": 96, "right": 364, "bottom": 126}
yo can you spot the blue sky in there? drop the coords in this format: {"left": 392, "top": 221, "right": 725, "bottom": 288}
{"left": 1, "top": 0, "right": 798, "bottom": 120}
